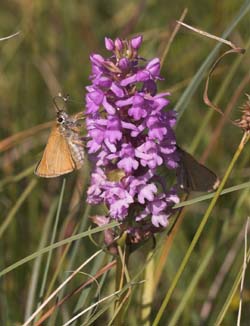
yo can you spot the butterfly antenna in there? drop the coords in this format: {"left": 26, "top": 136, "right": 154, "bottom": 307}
{"left": 53, "top": 93, "right": 69, "bottom": 113}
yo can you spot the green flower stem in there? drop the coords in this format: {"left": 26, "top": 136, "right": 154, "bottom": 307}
{"left": 152, "top": 131, "right": 250, "bottom": 326}
{"left": 113, "top": 232, "right": 130, "bottom": 326}
{"left": 141, "top": 250, "right": 154, "bottom": 325}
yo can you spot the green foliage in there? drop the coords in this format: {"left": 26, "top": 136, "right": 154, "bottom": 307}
{"left": 1, "top": 1, "right": 250, "bottom": 325}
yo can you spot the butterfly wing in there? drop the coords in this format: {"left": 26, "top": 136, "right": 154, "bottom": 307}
{"left": 177, "top": 147, "right": 219, "bottom": 192}
{"left": 35, "top": 126, "right": 76, "bottom": 178}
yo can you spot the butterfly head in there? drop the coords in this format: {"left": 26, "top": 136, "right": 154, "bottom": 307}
{"left": 56, "top": 110, "right": 69, "bottom": 125}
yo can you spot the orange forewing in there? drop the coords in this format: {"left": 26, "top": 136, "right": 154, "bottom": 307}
{"left": 35, "top": 126, "right": 76, "bottom": 178}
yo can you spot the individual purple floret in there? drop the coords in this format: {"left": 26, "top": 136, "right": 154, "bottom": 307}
{"left": 86, "top": 36, "right": 179, "bottom": 238}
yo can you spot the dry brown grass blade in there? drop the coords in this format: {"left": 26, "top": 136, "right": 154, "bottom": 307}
{"left": 23, "top": 251, "right": 104, "bottom": 326}
{"left": 154, "top": 197, "right": 188, "bottom": 292}
{"left": 34, "top": 260, "right": 116, "bottom": 326}
{"left": 201, "top": 73, "right": 250, "bottom": 163}
{"left": 203, "top": 48, "right": 245, "bottom": 123}
{"left": 0, "top": 107, "right": 85, "bottom": 153}
{"left": 177, "top": 20, "right": 245, "bottom": 124}
{"left": 0, "top": 121, "right": 53, "bottom": 152}
{"left": 199, "top": 224, "right": 245, "bottom": 323}
{"left": 160, "top": 8, "right": 188, "bottom": 68}
{"left": 177, "top": 21, "right": 240, "bottom": 49}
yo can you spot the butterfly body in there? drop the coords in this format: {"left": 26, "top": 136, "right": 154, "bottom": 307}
{"left": 58, "top": 112, "right": 85, "bottom": 169}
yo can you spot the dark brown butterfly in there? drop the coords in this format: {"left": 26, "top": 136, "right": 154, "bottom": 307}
{"left": 177, "top": 146, "right": 220, "bottom": 192}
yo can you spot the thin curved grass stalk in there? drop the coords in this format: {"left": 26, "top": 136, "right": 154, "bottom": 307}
{"left": 39, "top": 240, "right": 74, "bottom": 325}
{"left": 177, "top": 21, "right": 239, "bottom": 49}
{"left": 160, "top": 8, "right": 188, "bottom": 68}
{"left": 215, "top": 245, "right": 250, "bottom": 325}
{"left": 0, "top": 179, "right": 37, "bottom": 238}
{"left": 82, "top": 255, "right": 113, "bottom": 323}
{"left": 71, "top": 270, "right": 102, "bottom": 323}
{"left": 60, "top": 280, "right": 142, "bottom": 326}
{"left": 0, "top": 121, "right": 53, "bottom": 152}
{"left": 83, "top": 303, "right": 112, "bottom": 326}
{"left": 175, "top": 0, "right": 250, "bottom": 120}
{"left": 0, "top": 221, "right": 119, "bottom": 278}
{"left": 203, "top": 47, "right": 245, "bottom": 121}
{"left": 46, "top": 222, "right": 97, "bottom": 324}
{"left": 82, "top": 247, "right": 154, "bottom": 326}
{"left": 72, "top": 220, "right": 110, "bottom": 320}
{"left": 151, "top": 180, "right": 250, "bottom": 293}
{"left": 168, "top": 246, "right": 214, "bottom": 326}
{"left": 201, "top": 71, "right": 250, "bottom": 162}
{"left": 153, "top": 200, "right": 187, "bottom": 292}
{"left": 2, "top": 180, "right": 249, "bottom": 280}
{"left": 43, "top": 182, "right": 90, "bottom": 323}
{"left": 46, "top": 228, "right": 77, "bottom": 298}
{"left": 152, "top": 131, "right": 250, "bottom": 326}
{"left": 22, "top": 249, "right": 103, "bottom": 326}
{"left": 236, "top": 217, "right": 249, "bottom": 326}
{"left": 67, "top": 204, "right": 91, "bottom": 270}
{"left": 46, "top": 205, "right": 91, "bottom": 303}
{"left": 112, "top": 237, "right": 131, "bottom": 326}
{"left": 34, "top": 260, "right": 116, "bottom": 326}
{"left": 84, "top": 281, "right": 145, "bottom": 326}
{"left": 0, "top": 30, "right": 20, "bottom": 41}
{"left": 190, "top": 31, "right": 250, "bottom": 155}
{"left": 175, "top": 181, "right": 250, "bottom": 208}
{"left": 62, "top": 290, "right": 122, "bottom": 326}
{"left": 34, "top": 179, "right": 66, "bottom": 324}
{"left": 199, "top": 211, "right": 247, "bottom": 323}
{"left": 108, "top": 284, "right": 131, "bottom": 326}
{"left": 1, "top": 144, "right": 37, "bottom": 169}
{"left": 0, "top": 164, "right": 36, "bottom": 189}
{"left": 1, "top": 27, "right": 23, "bottom": 69}
{"left": 24, "top": 199, "right": 57, "bottom": 319}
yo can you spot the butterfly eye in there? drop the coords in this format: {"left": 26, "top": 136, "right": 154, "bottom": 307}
{"left": 57, "top": 116, "right": 65, "bottom": 124}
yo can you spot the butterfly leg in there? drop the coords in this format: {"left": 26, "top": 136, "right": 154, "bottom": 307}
{"left": 74, "top": 112, "right": 86, "bottom": 121}
{"left": 72, "top": 139, "right": 85, "bottom": 147}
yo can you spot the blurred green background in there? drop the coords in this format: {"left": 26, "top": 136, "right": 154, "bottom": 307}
{"left": 1, "top": 0, "right": 250, "bottom": 325}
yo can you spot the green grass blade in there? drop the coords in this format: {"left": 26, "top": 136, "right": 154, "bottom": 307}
{"left": 0, "top": 178, "right": 37, "bottom": 238}
{"left": 0, "top": 164, "right": 36, "bottom": 189}
{"left": 190, "top": 36, "right": 250, "bottom": 153}
{"left": 0, "top": 221, "right": 119, "bottom": 278}
{"left": 175, "top": 180, "right": 250, "bottom": 209}
{"left": 152, "top": 133, "right": 249, "bottom": 326}
{"left": 168, "top": 247, "right": 213, "bottom": 326}
{"left": 24, "top": 199, "right": 57, "bottom": 319}
{"left": 175, "top": 0, "right": 250, "bottom": 120}
{"left": 215, "top": 247, "right": 250, "bottom": 325}
{"left": 38, "top": 178, "right": 66, "bottom": 300}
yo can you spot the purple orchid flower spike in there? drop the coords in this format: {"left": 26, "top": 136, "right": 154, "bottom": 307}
{"left": 86, "top": 36, "right": 180, "bottom": 245}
